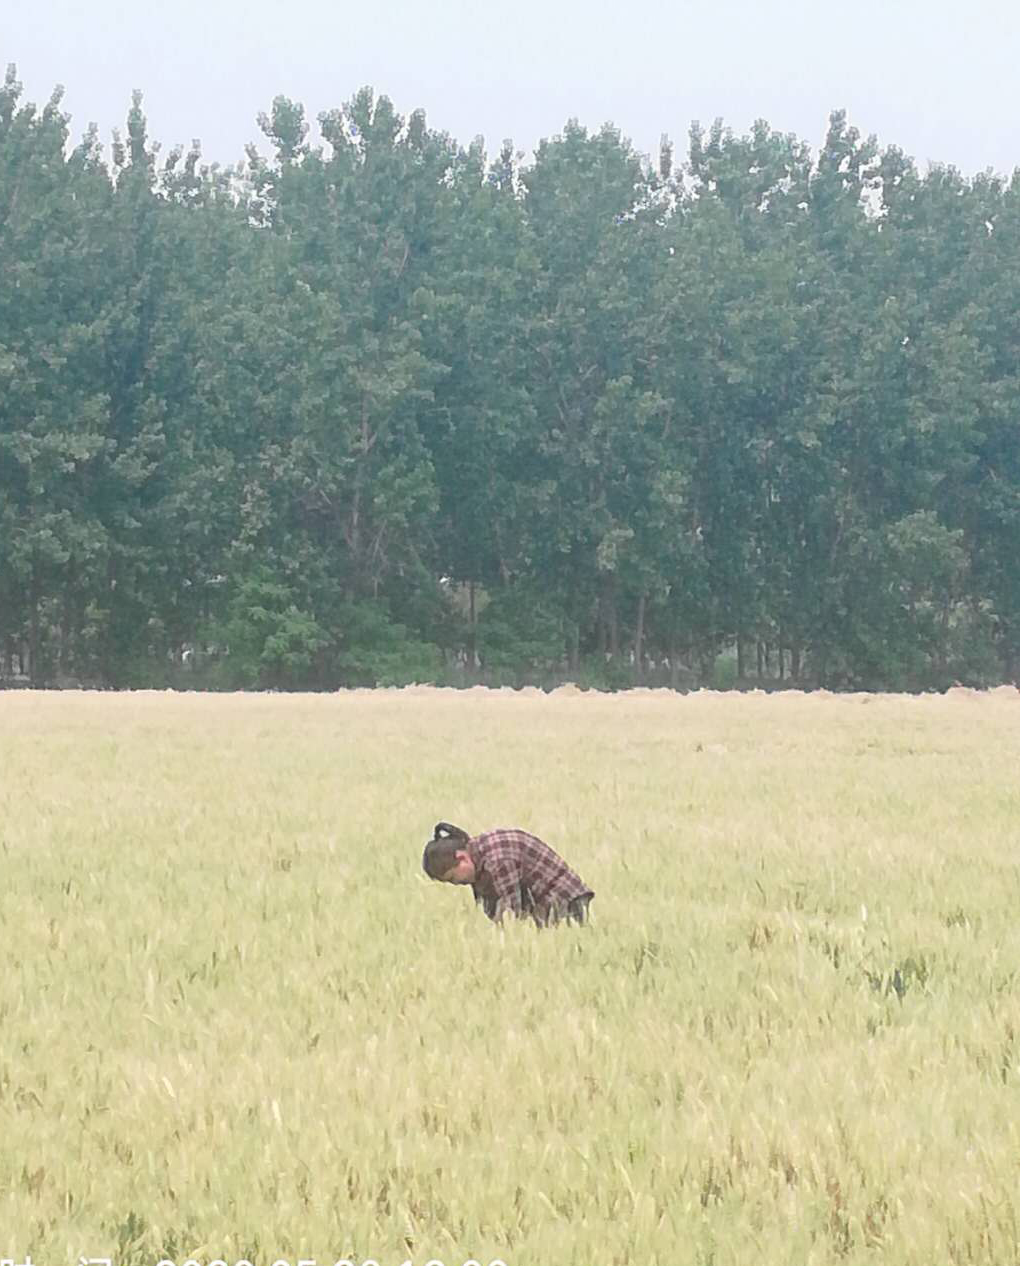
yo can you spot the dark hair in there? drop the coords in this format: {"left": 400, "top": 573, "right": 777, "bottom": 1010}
{"left": 421, "top": 821, "right": 470, "bottom": 879}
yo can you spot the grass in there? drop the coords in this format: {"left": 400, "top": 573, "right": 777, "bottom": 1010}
{"left": 2, "top": 684, "right": 1020, "bottom": 1265}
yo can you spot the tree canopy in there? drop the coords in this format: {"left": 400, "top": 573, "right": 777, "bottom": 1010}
{"left": 2, "top": 68, "right": 1018, "bottom": 690}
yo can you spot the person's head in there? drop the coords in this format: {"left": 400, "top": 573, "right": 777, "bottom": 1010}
{"left": 422, "top": 821, "right": 476, "bottom": 884}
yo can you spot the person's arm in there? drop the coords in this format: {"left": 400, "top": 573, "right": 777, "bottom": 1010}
{"left": 485, "top": 852, "right": 524, "bottom": 922}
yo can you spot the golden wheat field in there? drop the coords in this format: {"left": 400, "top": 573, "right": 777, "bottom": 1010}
{"left": 2, "top": 685, "right": 1020, "bottom": 1266}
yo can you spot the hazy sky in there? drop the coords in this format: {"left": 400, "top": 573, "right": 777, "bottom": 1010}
{"left": 6, "top": 0, "right": 1020, "bottom": 175}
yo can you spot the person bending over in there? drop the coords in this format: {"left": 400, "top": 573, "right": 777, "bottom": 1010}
{"left": 421, "top": 822, "right": 594, "bottom": 926}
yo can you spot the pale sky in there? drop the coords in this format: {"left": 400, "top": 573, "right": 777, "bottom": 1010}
{"left": 6, "top": 0, "right": 1020, "bottom": 175}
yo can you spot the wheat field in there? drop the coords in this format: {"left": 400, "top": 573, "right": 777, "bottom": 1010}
{"left": 2, "top": 685, "right": 1020, "bottom": 1266}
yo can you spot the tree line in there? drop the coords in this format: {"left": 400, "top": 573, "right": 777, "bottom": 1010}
{"left": 2, "top": 65, "right": 1019, "bottom": 691}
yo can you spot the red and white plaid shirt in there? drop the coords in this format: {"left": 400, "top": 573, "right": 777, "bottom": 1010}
{"left": 468, "top": 828, "right": 593, "bottom": 924}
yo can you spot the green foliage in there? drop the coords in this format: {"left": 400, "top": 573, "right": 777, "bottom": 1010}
{"left": 476, "top": 586, "right": 565, "bottom": 678}
{"left": 201, "top": 577, "right": 444, "bottom": 689}
{"left": 711, "top": 654, "right": 740, "bottom": 691}
{"left": 333, "top": 599, "right": 444, "bottom": 687}
{"left": 2, "top": 70, "right": 1019, "bottom": 692}
{"left": 206, "top": 572, "right": 330, "bottom": 689}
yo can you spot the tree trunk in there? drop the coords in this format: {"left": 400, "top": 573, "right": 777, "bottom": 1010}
{"left": 468, "top": 580, "right": 477, "bottom": 670}
{"left": 607, "top": 577, "right": 620, "bottom": 663}
{"left": 59, "top": 575, "right": 73, "bottom": 680}
{"left": 633, "top": 592, "right": 647, "bottom": 683}
{"left": 29, "top": 573, "right": 40, "bottom": 686}
{"left": 568, "top": 622, "right": 580, "bottom": 675}
{"left": 815, "top": 641, "right": 829, "bottom": 688}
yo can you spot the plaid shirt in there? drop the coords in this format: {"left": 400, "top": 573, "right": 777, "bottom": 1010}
{"left": 468, "top": 828, "right": 593, "bottom": 924}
